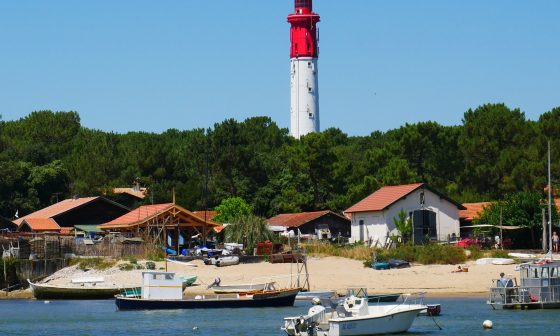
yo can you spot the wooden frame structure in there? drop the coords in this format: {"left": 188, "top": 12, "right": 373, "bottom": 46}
{"left": 100, "top": 203, "right": 220, "bottom": 254}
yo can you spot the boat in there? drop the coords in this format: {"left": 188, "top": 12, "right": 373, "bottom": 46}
{"left": 371, "top": 262, "right": 389, "bottom": 270}
{"left": 115, "top": 271, "right": 300, "bottom": 310}
{"left": 296, "top": 290, "right": 337, "bottom": 301}
{"left": 488, "top": 261, "right": 560, "bottom": 309}
{"left": 207, "top": 277, "right": 272, "bottom": 294}
{"left": 28, "top": 279, "right": 127, "bottom": 300}
{"left": 203, "top": 255, "right": 240, "bottom": 267}
{"left": 282, "top": 292, "right": 427, "bottom": 336}
{"left": 387, "top": 259, "right": 410, "bottom": 269}
{"left": 179, "top": 275, "right": 197, "bottom": 288}
{"left": 216, "top": 255, "right": 240, "bottom": 267}
{"left": 476, "top": 257, "right": 514, "bottom": 265}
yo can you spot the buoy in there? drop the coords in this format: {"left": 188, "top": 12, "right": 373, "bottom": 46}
{"left": 44, "top": 300, "right": 50, "bottom": 304}
{"left": 482, "top": 320, "right": 493, "bottom": 329}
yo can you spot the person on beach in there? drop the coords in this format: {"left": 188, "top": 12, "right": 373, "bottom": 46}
{"left": 494, "top": 235, "right": 501, "bottom": 249}
{"left": 553, "top": 232, "right": 559, "bottom": 253}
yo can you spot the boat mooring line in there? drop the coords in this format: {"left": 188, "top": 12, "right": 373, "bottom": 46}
{"left": 431, "top": 315, "right": 442, "bottom": 330}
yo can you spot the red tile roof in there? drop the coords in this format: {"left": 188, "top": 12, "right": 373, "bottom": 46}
{"left": 14, "top": 197, "right": 99, "bottom": 226}
{"left": 59, "top": 227, "right": 74, "bottom": 235}
{"left": 21, "top": 218, "right": 60, "bottom": 232}
{"left": 193, "top": 210, "right": 218, "bottom": 222}
{"left": 101, "top": 203, "right": 174, "bottom": 227}
{"left": 100, "top": 203, "right": 221, "bottom": 230}
{"left": 459, "top": 202, "right": 493, "bottom": 221}
{"left": 267, "top": 210, "right": 347, "bottom": 228}
{"left": 345, "top": 183, "right": 425, "bottom": 213}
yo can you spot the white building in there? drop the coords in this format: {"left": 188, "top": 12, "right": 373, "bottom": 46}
{"left": 344, "top": 183, "right": 464, "bottom": 246}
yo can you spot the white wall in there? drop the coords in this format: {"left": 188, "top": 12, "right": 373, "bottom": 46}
{"left": 348, "top": 188, "right": 460, "bottom": 245}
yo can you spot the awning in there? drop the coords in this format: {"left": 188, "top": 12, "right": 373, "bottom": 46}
{"left": 74, "top": 225, "right": 103, "bottom": 233}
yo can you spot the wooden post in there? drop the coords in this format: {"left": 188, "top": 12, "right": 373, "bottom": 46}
{"left": 43, "top": 234, "right": 47, "bottom": 276}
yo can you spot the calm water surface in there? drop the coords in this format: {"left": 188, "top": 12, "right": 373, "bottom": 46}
{"left": 0, "top": 297, "right": 557, "bottom": 335}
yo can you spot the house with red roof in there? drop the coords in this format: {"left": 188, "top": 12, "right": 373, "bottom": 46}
{"left": 266, "top": 210, "right": 350, "bottom": 239}
{"left": 344, "top": 183, "right": 465, "bottom": 246}
{"left": 14, "top": 197, "right": 129, "bottom": 233}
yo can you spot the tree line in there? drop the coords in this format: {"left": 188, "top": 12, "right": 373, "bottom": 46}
{"left": 2, "top": 103, "right": 560, "bottom": 221}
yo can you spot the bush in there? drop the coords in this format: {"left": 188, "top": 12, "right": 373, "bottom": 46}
{"left": 127, "top": 256, "right": 138, "bottom": 264}
{"left": 69, "top": 257, "right": 116, "bottom": 270}
{"left": 119, "top": 263, "right": 135, "bottom": 271}
{"left": 145, "top": 261, "right": 156, "bottom": 270}
{"left": 488, "top": 249, "right": 511, "bottom": 258}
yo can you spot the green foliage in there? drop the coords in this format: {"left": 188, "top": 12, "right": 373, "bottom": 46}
{"left": 224, "top": 214, "right": 273, "bottom": 253}
{"left": 2, "top": 104, "right": 560, "bottom": 232}
{"left": 393, "top": 209, "right": 412, "bottom": 242}
{"left": 127, "top": 256, "right": 138, "bottom": 264}
{"left": 145, "top": 261, "right": 156, "bottom": 270}
{"left": 213, "top": 197, "right": 254, "bottom": 223}
{"left": 489, "top": 249, "right": 511, "bottom": 258}
{"left": 476, "top": 191, "right": 556, "bottom": 247}
{"left": 69, "top": 257, "right": 116, "bottom": 270}
{"left": 306, "top": 242, "right": 467, "bottom": 265}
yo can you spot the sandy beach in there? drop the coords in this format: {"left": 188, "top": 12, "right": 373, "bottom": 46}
{"left": 2, "top": 256, "right": 519, "bottom": 299}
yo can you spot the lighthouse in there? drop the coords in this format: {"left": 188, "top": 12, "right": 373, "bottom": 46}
{"left": 288, "top": 0, "right": 320, "bottom": 139}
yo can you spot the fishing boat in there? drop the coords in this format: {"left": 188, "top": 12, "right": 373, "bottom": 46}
{"left": 207, "top": 277, "right": 272, "bottom": 294}
{"left": 488, "top": 261, "right": 560, "bottom": 309}
{"left": 203, "top": 255, "right": 240, "bottom": 267}
{"left": 115, "top": 271, "right": 300, "bottom": 310}
{"left": 28, "top": 278, "right": 128, "bottom": 300}
{"left": 282, "top": 292, "right": 427, "bottom": 336}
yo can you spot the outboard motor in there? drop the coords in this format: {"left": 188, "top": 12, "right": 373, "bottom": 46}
{"left": 207, "top": 277, "right": 221, "bottom": 289}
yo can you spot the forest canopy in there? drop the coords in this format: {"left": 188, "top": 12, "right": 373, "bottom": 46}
{"left": 1, "top": 103, "right": 560, "bottom": 219}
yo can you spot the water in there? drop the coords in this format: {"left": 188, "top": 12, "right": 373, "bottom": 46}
{"left": 0, "top": 297, "right": 557, "bottom": 335}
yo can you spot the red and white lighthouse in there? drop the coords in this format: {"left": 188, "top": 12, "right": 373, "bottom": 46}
{"left": 288, "top": 0, "right": 320, "bottom": 139}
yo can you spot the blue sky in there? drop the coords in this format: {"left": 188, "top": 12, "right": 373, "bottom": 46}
{"left": 1, "top": 1, "right": 559, "bottom": 136}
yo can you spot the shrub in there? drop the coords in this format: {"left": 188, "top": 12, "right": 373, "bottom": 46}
{"left": 489, "top": 249, "right": 511, "bottom": 258}
{"left": 69, "top": 257, "right": 116, "bottom": 270}
{"left": 145, "top": 261, "right": 156, "bottom": 270}
{"left": 127, "top": 256, "right": 138, "bottom": 264}
{"left": 119, "top": 263, "right": 135, "bottom": 271}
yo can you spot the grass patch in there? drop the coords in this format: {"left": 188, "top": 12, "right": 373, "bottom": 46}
{"left": 488, "top": 249, "right": 511, "bottom": 258}
{"left": 69, "top": 257, "right": 116, "bottom": 271}
{"left": 304, "top": 241, "right": 468, "bottom": 265}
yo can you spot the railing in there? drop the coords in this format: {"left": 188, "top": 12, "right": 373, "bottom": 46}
{"left": 488, "top": 280, "right": 560, "bottom": 305}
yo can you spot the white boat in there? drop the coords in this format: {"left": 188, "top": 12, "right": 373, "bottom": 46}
{"left": 282, "top": 293, "right": 426, "bottom": 336}
{"left": 476, "top": 257, "right": 515, "bottom": 265}
{"left": 296, "top": 290, "right": 337, "bottom": 300}
{"left": 216, "top": 255, "right": 240, "bottom": 267}
{"left": 203, "top": 255, "right": 240, "bottom": 267}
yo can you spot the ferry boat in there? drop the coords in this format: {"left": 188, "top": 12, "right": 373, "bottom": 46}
{"left": 488, "top": 261, "right": 560, "bottom": 309}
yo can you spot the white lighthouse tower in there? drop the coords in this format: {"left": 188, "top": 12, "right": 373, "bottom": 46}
{"left": 288, "top": 0, "right": 320, "bottom": 139}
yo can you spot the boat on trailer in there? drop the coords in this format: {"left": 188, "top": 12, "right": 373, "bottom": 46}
{"left": 115, "top": 271, "right": 300, "bottom": 310}
{"left": 488, "top": 261, "right": 560, "bottom": 309}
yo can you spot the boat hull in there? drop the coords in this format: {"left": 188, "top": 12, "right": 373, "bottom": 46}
{"left": 115, "top": 288, "right": 299, "bottom": 310}
{"left": 29, "top": 281, "right": 123, "bottom": 300}
{"left": 325, "top": 307, "right": 424, "bottom": 336}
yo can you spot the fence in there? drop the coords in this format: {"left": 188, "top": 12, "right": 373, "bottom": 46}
{"left": 1, "top": 235, "right": 148, "bottom": 289}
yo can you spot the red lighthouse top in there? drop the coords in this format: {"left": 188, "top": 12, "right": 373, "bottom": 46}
{"left": 287, "top": 0, "right": 320, "bottom": 58}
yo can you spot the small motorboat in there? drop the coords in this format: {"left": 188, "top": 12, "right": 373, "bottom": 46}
{"left": 388, "top": 259, "right": 410, "bottom": 268}
{"left": 216, "top": 255, "right": 240, "bottom": 267}
{"left": 372, "top": 262, "right": 389, "bottom": 270}
{"left": 282, "top": 293, "right": 427, "bottom": 336}
{"left": 204, "top": 255, "right": 240, "bottom": 267}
